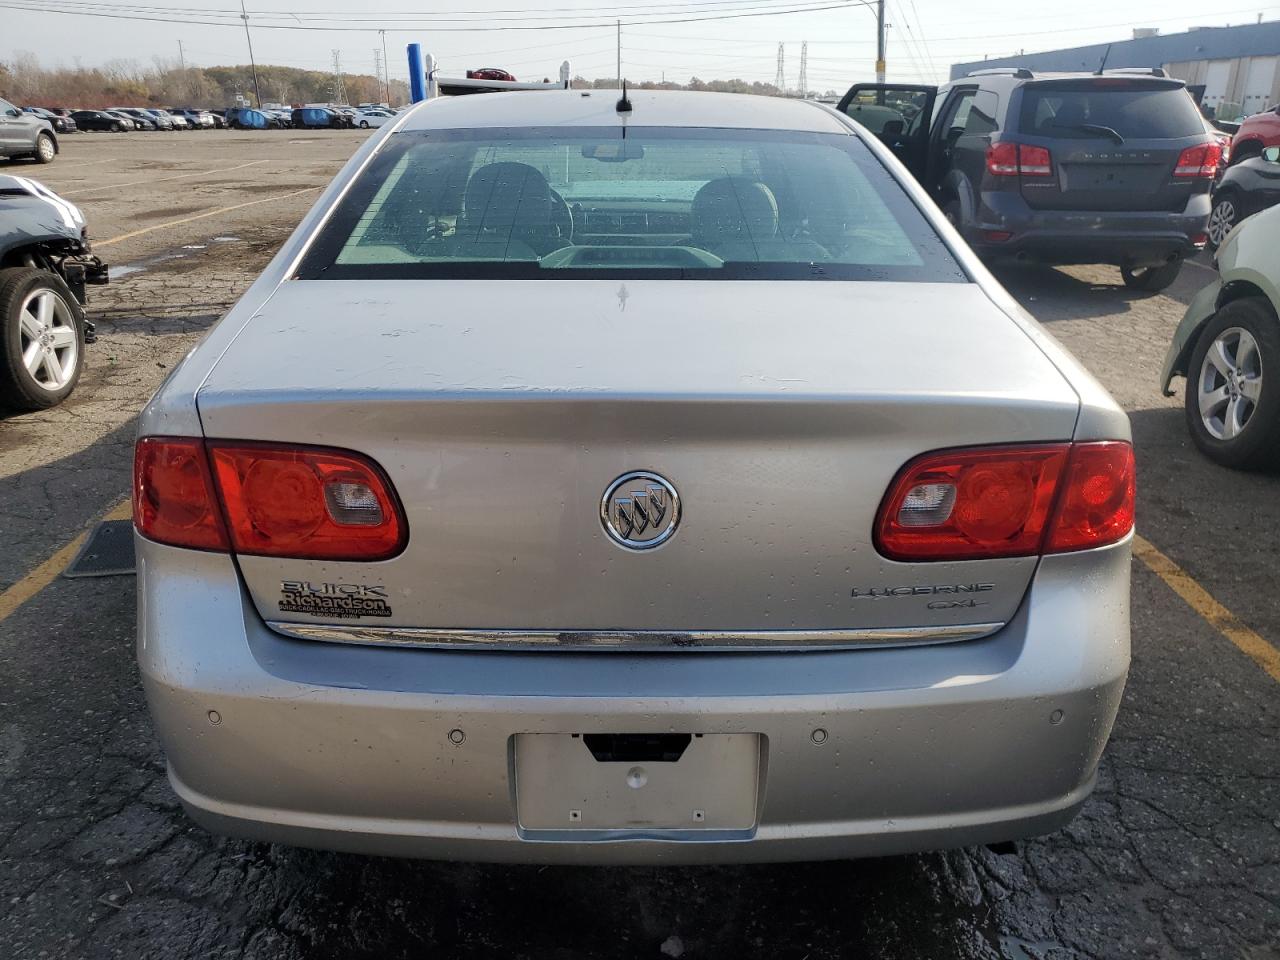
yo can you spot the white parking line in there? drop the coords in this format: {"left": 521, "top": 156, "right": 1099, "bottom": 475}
{"left": 94, "top": 187, "right": 319, "bottom": 248}
{"left": 62, "top": 160, "right": 270, "bottom": 198}
{"left": 52, "top": 157, "right": 119, "bottom": 169}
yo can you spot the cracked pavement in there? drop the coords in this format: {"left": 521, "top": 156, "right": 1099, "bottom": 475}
{"left": 1, "top": 131, "right": 1278, "bottom": 960}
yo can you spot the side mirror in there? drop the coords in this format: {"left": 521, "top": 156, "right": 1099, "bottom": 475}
{"left": 5, "top": 108, "right": 20, "bottom": 118}
{"left": 1264, "top": 146, "right": 1280, "bottom": 163}
{"left": 882, "top": 119, "right": 905, "bottom": 137}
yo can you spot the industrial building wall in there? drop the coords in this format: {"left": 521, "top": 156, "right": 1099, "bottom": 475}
{"left": 1165, "top": 56, "right": 1280, "bottom": 120}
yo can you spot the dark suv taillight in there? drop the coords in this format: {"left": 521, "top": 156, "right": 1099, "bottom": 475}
{"left": 1174, "top": 142, "right": 1222, "bottom": 178}
{"left": 986, "top": 142, "right": 1053, "bottom": 178}
{"left": 875, "top": 442, "right": 1135, "bottom": 561}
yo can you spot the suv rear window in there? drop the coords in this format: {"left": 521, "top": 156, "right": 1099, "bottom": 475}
{"left": 1019, "top": 82, "right": 1205, "bottom": 140}
{"left": 298, "top": 126, "right": 964, "bottom": 282}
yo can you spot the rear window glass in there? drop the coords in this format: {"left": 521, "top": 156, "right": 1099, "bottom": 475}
{"left": 1019, "top": 82, "right": 1204, "bottom": 139}
{"left": 298, "top": 126, "right": 965, "bottom": 282}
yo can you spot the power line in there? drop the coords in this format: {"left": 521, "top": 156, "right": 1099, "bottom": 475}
{"left": 9, "top": 0, "right": 874, "bottom": 25}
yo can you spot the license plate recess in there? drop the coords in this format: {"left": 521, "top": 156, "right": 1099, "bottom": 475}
{"left": 514, "top": 732, "right": 761, "bottom": 833}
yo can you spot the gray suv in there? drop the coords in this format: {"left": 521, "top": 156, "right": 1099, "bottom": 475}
{"left": 0, "top": 97, "right": 57, "bottom": 165}
{"left": 840, "top": 69, "right": 1218, "bottom": 291}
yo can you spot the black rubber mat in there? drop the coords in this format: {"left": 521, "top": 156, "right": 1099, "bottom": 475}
{"left": 63, "top": 519, "right": 136, "bottom": 578}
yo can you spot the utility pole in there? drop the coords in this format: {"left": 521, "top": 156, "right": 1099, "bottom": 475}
{"left": 177, "top": 39, "right": 186, "bottom": 73}
{"left": 775, "top": 43, "right": 785, "bottom": 92}
{"left": 875, "top": 0, "right": 886, "bottom": 83}
{"left": 616, "top": 20, "right": 621, "bottom": 88}
{"left": 799, "top": 41, "right": 808, "bottom": 98}
{"left": 239, "top": 0, "right": 262, "bottom": 107}
{"left": 380, "top": 29, "right": 390, "bottom": 103}
{"left": 373, "top": 48, "right": 383, "bottom": 105}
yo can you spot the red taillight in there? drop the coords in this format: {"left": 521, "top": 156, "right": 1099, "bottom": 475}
{"left": 876, "top": 442, "right": 1134, "bottom": 561}
{"left": 1174, "top": 142, "right": 1222, "bottom": 178}
{"left": 1044, "top": 441, "right": 1135, "bottom": 553}
{"left": 986, "top": 141, "right": 1019, "bottom": 176}
{"left": 986, "top": 142, "right": 1053, "bottom": 177}
{"left": 134, "top": 438, "right": 406, "bottom": 560}
{"left": 134, "top": 437, "right": 229, "bottom": 551}
{"left": 207, "top": 442, "right": 406, "bottom": 560}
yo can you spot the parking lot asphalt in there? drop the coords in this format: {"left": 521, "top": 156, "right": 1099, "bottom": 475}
{"left": 1, "top": 131, "right": 1278, "bottom": 960}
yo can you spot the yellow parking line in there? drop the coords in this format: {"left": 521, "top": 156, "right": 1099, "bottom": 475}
{"left": 95, "top": 187, "right": 319, "bottom": 248}
{"left": 1134, "top": 534, "right": 1280, "bottom": 684}
{"left": 0, "top": 499, "right": 131, "bottom": 626}
{"left": 63, "top": 159, "right": 270, "bottom": 198}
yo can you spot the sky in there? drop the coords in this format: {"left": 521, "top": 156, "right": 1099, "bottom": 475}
{"left": 4, "top": 0, "right": 1279, "bottom": 92}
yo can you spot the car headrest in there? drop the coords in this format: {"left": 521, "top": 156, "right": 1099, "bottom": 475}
{"left": 690, "top": 177, "right": 779, "bottom": 246}
{"left": 461, "top": 161, "right": 556, "bottom": 235}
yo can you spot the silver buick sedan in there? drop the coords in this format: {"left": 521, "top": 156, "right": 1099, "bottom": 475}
{"left": 134, "top": 89, "right": 1134, "bottom": 864}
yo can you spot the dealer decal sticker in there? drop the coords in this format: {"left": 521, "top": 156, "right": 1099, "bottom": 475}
{"left": 278, "top": 580, "right": 393, "bottom": 618}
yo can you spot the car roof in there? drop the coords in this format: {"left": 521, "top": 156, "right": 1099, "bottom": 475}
{"left": 398, "top": 89, "right": 850, "bottom": 134}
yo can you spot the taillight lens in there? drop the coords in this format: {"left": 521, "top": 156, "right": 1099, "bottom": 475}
{"left": 134, "top": 438, "right": 406, "bottom": 560}
{"left": 207, "top": 442, "right": 406, "bottom": 560}
{"left": 986, "top": 141, "right": 1019, "bottom": 176}
{"left": 876, "top": 442, "right": 1134, "bottom": 561}
{"left": 1018, "top": 144, "right": 1052, "bottom": 176}
{"left": 1044, "top": 441, "right": 1136, "bottom": 553}
{"left": 134, "top": 437, "right": 229, "bottom": 551}
{"left": 986, "top": 142, "right": 1053, "bottom": 177}
{"left": 1174, "top": 142, "right": 1222, "bottom": 178}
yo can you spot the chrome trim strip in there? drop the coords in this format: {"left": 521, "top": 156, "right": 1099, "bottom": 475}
{"left": 265, "top": 621, "right": 1005, "bottom": 652}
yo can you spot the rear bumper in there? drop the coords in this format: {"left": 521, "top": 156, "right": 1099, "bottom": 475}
{"left": 137, "top": 536, "right": 1130, "bottom": 865}
{"left": 970, "top": 190, "right": 1211, "bottom": 266}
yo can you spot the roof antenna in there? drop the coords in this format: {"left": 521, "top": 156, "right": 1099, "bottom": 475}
{"left": 1095, "top": 43, "right": 1113, "bottom": 75}
{"left": 616, "top": 80, "right": 633, "bottom": 113}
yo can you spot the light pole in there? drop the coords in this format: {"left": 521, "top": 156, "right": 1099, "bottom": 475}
{"left": 875, "top": 0, "right": 886, "bottom": 83}
{"left": 240, "top": 0, "right": 263, "bottom": 108}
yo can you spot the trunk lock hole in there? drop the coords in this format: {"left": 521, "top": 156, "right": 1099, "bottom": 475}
{"left": 582, "top": 733, "right": 692, "bottom": 763}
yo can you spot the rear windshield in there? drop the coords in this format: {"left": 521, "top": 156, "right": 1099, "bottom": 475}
{"left": 1019, "top": 82, "right": 1205, "bottom": 140}
{"left": 297, "top": 126, "right": 965, "bottom": 282}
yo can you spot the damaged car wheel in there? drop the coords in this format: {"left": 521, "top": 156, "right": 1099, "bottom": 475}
{"left": 0, "top": 267, "right": 86, "bottom": 411}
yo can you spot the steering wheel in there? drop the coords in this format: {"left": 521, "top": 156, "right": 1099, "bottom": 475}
{"left": 549, "top": 189, "right": 574, "bottom": 243}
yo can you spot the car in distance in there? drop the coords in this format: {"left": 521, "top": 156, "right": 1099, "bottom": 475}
{"left": 0, "top": 98, "right": 58, "bottom": 164}
{"left": 354, "top": 108, "right": 394, "bottom": 128}
{"left": 1161, "top": 201, "right": 1280, "bottom": 469}
{"left": 114, "top": 107, "right": 172, "bottom": 130}
{"left": 107, "top": 109, "right": 152, "bottom": 131}
{"left": 23, "top": 107, "right": 76, "bottom": 134}
{"left": 291, "top": 106, "right": 350, "bottom": 129}
{"left": 71, "top": 110, "right": 127, "bottom": 132}
{"left": 842, "top": 69, "right": 1219, "bottom": 292}
{"left": 1207, "top": 144, "right": 1280, "bottom": 248}
{"left": 170, "top": 108, "right": 214, "bottom": 129}
{"left": 1228, "top": 104, "right": 1280, "bottom": 166}
{"left": 158, "top": 109, "right": 189, "bottom": 129}
{"left": 0, "top": 175, "right": 107, "bottom": 409}
{"left": 134, "top": 89, "right": 1135, "bottom": 864}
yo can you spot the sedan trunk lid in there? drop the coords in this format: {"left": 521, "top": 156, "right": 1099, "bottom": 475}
{"left": 197, "top": 279, "right": 1079, "bottom": 645}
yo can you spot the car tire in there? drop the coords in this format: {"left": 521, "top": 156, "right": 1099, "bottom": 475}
{"left": 1120, "top": 259, "right": 1183, "bottom": 293}
{"left": 1208, "top": 190, "right": 1240, "bottom": 250}
{"left": 360, "top": 120, "right": 370, "bottom": 128}
{"left": 0, "top": 267, "right": 86, "bottom": 412}
{"left": 1184, "top": 297, "right": 1280, "bottom": 471}
{"left": 33, "top": 133, "right": 56, "bottom": 164}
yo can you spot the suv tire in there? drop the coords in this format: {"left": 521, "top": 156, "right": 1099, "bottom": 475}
{"left": 0, "top": 267, "right": 86, "bottom": 411}
{"left": 1121, "top": 259, "right": 1182, "bottom": 293}
{"left": 1184, "top": 297, "right": 1280, "bottom": 470}
{"left": 1208, "top": 190, "right": 1240, "bottom": 250}
{"left": 33, "top": 133, "right": 56, "bottom": 164}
